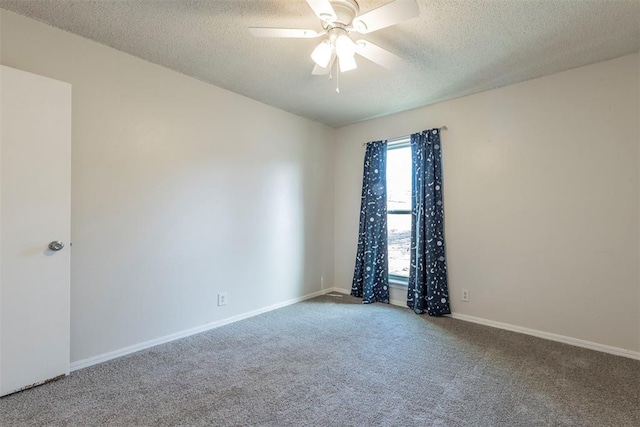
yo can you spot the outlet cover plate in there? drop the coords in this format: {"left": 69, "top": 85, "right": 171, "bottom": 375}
{"left": 218, "top": 292, "right": 227, "bottom": 306}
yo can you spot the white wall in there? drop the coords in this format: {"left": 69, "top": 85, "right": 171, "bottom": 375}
{"left": 0, "top": 10, "right": 335, "bottom": 363}
{"left": 335, "top": 54, "right": 640, "bottom": 353}
{"left": 1, "top": 9, "right": 638, "bottom": 363}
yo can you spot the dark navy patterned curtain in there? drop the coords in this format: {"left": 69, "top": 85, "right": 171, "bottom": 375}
{"left": 351, "top": 140, "right": 390, "bottom": 304}
{"left": 407, "top": 129, "right": 451, "bottom": 315}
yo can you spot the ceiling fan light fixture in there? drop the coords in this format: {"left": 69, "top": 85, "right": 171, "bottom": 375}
{"left": 339, "top": 54, "right": 357, "bottom": 72}
{"left": 335, "top": 34, "right": 356, "bottom": 59}
{"left": 311, "top": 40, "right": 333, "bottom": 68}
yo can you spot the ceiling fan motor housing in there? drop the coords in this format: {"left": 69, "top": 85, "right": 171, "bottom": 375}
{"left": 327, "top": 0, "right": 360, "bottom": 27}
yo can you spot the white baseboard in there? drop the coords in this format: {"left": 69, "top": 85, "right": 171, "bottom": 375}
{"left": 330, "top": 287, "right": 640, "bottom": 360}
{"left": 449, "top": 312, "right": 640, "bottom": 360}
{"left": 328, "top": 286, "right": 351, "bottom": 297}
{"left": 70, "top": 288, "right": 334, "bottom": 372}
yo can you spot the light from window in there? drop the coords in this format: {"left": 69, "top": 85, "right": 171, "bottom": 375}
{"left": 387, "top": 143, "right": 411, "bottom": 279}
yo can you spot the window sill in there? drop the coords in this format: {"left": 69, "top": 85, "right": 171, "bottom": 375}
{"left": 389, "top": 277, "right": 408, "bottom": 289}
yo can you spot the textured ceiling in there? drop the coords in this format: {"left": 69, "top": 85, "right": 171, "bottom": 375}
{"left": 1, "top": 0, "right": 638, "bottom": 128}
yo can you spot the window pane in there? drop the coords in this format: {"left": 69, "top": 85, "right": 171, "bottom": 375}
{"left": 387, "top": 145, "right": 412, "bottom": 279}
{"left": 387, "top": 146, "right": 411, "bottom": 211}
{"left": 388, "top": 213, "right": 411, "bottom": 277}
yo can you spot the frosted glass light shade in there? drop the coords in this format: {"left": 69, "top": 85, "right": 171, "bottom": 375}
{"left": 335, "top": 34, "right": 356, "bottom": 59}
{"left": 335, "top": 34, "right": 357, "bottom": 72}
{"left": 339, "top": 54, "right": 357, "bottom": 72}
{"left": 311, "top": 40, "right": 333, "bottom": 68}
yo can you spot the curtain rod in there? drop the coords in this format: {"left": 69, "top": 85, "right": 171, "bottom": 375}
{"left": 362, "top": 126, "right": 447, "bottom": 146}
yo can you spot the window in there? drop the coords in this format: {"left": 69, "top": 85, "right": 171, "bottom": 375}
{"left": 387, "top": 140, "right": 411, "bottom": 281}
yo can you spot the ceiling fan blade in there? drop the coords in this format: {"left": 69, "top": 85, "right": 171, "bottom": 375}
{"left": 306, "top": 0, "right": 337, "bottom": 22}
{"left": 355, "top": 40, "right": 402, "bottom": 69}
{"left": 352, "top": 0, "right": 419, "bottom": 34}
{"left": 311, "top": 53, "right": 336, "bottom": 75}
{"left": 249, "top": 28, "right": 323, "bottom": 38}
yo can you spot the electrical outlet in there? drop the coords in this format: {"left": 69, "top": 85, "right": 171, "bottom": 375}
{"left": 218, "top": 292, "right": 227, "bottom": 306}
{"left": 461, "top": 289, "right": 470, "bottom": 302}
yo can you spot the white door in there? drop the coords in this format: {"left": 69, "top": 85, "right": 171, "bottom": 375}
{"left": 0, "top": 65, "right": 71, "bottom": 396}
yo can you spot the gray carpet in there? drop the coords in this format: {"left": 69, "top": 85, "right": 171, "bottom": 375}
{"left": 1, "top": 293, "right": 638, "bottom": 426}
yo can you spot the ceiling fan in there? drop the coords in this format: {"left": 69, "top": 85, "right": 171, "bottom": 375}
{"left": 249, "top": 0, "right": 419, "bottom": 81}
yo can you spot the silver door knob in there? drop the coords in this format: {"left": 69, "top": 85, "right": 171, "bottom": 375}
{"left": 48, "top": 241, "right": 64, "bottom": 251}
